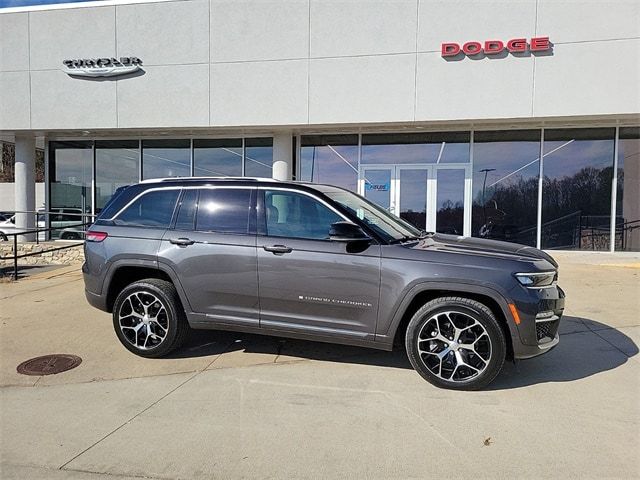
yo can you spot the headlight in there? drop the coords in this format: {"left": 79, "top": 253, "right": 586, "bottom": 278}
{"left": 514, "top": 271, "right": 557, "bottom": 288}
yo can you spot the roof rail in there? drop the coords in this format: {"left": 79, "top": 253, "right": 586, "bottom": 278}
{"left": 139, "top": 176, "right": 278, "bottom": 184}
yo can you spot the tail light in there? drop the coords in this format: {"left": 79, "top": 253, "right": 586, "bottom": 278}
{"left": 86, "top": 231, "right": 108, "bottom": 242}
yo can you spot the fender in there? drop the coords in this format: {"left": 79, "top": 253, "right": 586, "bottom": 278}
{"left": 377, "top": 281, "right": 519, "bottom": 348}
{"left": 101, "top": 258, "right": 157, "bottom": 294}
{"left": 102, "top": 259, "right": 192, "bottom": 315}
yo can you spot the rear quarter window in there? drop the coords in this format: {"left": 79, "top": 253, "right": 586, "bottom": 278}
{"left": 114, "top": 189, "right": 180, "bottom": 228}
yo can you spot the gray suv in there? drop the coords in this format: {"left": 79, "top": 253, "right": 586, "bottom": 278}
{"left": 83, "top": 178, "right": 565, "bottom": 390}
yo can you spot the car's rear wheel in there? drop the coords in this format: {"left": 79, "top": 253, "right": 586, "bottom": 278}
{"left": 405, "top": 297, "right": 506, "bottom": 390}
{"left": 112, "top": 278, "right": 190, "bottom": 358}
{"left": 0, "top": 232, "right": 7, "bottom": 241}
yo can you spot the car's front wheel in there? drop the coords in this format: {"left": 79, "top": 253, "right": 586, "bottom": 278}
{"left": 112, "top": 278, "right": 190, "bottom": 358}
{"left": 405, "top": 296, "right": 506, "bottom": 390}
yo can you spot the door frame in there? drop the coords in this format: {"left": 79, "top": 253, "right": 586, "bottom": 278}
{"left": 358, "top": 164, "right": 472, "bottom": 236}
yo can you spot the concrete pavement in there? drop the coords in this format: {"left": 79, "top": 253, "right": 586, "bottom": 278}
{"left": 0, "top": 252, "right": 638, "bottom": 479}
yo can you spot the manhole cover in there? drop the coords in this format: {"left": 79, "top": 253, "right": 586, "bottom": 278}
{"left": 17, "top": 354, "right": 82, "bottom": 376}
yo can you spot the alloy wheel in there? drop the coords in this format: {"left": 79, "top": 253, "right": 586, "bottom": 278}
{"left": 416, "top": 310, "right": 492, "bottom": 382}
{"left": 118, "top": 291, "right": 169, "bottom": 350}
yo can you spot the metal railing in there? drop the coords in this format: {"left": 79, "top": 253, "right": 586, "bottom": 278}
{"left": 0, "top": 210, "right": 94, "bottom": 280}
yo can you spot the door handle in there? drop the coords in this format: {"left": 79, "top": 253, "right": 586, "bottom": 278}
{"left": 263, "top": 244, "right": 293, "bottom": 255}
{"left": 169, "top": 237, "right": 195, "bottom": 247}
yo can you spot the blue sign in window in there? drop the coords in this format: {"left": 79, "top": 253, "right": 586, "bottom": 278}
{"left": 365, "top": 182, "right": 390, "bottom": 192}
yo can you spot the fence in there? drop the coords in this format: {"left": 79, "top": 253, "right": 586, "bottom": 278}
{"left": 0, "top": 210, "right": 93, "bottom": 280}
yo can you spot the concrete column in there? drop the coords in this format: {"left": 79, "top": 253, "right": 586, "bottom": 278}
{"left": 14, "top": 135, "right": 36, "bottom": 242}
{"left": 272, "top": 133, "right": 293, "bottom": 181}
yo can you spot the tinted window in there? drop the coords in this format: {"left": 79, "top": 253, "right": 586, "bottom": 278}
{"left": 175, "top": 189, "right": 198, "bottom": 230}
{"left": 264, "top": 190, "right": 342, "bottom": 240}
{"left": 142, "top": 139, "right": 190, "bottom": 180}
{"left": 96, "top": 140, "right": 139, "bottom": 211}
{"left": 193, "top": 139, "right": 243, "bottom": 177}
{"left": 244, "top": 138, "right": 274, "bottom": 177}
{"left": 616, "top": 127, "right": 640, "bottom": 251}
{"left": 115, "top": 189, "right": 180, "bottom": 228}
{"left": 195, "top": 189, "right": 251, "bottom": 234}
{"left": 299, "top": 135, "right": 359, "bottom": 192}
{"left": 472, "top": 130, "right": 540, "bottom": 246}
{"left": 361, "top": 132, "right": 470, "bottom": 165}
{"left": 542, "top": 128, "right": 615, "bottom": 250}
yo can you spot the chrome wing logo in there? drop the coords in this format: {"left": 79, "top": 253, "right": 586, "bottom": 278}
{"left": 63, "top": 57, "right": 143, "bottom": 78}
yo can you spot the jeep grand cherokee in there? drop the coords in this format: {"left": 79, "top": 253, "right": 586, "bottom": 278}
{"left": 83, "top": 178, "right": 565, "bottom": 390}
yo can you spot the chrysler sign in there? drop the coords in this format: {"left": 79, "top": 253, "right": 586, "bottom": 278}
{"left": 441, "top": 37, "right": 551, "bottom": 58}
{"left": 63, "top": 57, "right": 143, "bottom": 78}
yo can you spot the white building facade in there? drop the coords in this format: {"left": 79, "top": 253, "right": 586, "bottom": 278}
{"left": 1, "top": 0, "right": 639, "bottom": 250}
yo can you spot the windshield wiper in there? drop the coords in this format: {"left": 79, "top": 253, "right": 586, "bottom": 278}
{"left": 389, "top": 230, "right": 436, "bottom": 244}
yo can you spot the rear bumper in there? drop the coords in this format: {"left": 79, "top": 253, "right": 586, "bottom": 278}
{"left": 85, "top": 288, "right": 108, "bottom": 312}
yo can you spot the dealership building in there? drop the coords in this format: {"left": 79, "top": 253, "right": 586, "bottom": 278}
{"left": 0, "top": 0, "right": 638, "bottom": 251}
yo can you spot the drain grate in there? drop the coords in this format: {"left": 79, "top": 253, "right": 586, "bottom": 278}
{"left": 17, "top": 354, "right": 82, "bottom": 376}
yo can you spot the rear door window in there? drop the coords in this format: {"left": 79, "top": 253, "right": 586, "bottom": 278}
{"left": 195, "top": 188, "right": 251, "bottom": 234}
{"left": 114, "top": 189, "right": 180, "bottom": 228}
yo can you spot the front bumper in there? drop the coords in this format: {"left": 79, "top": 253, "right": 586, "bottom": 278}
{"left": 510, "top": 284, "right": 565, "bottom": 360}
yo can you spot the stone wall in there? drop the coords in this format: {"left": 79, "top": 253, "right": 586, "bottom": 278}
{"left": 0, "top": 241, "right": 84, "bottom": 267}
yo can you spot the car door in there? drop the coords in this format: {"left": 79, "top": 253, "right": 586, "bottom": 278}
{"left": 158, "top": 187, "right": 259, "bottom": 327}
{"left": 256, "top": 188, "right": 381, "bottom": 340}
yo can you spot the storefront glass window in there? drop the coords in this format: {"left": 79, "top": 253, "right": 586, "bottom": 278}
{"left": 361, "top": 132, "right": 470, "bottom": 165}
{"left": 244, "top": 138, "right": 273, "bottom": 178}
{"left": 142, "top": 139, "right": 190, "bottom": 180}
{"left": 616, "top": 127, "right": 640, "bottom": 251}
{"left": 193, "top": 139, "right": 242, "bottom": 177}
{"left": 300, "top": 135, "right": 359, "bottom": 191}
{"left": 472, "top": 130, "right": 540, "bottom": 246}
{"left": 95, "top": 140, "right": 139, "bottom": 212}
{"left": 48, "top": 141, "right": 93, "bottom": 231}
{"left": 436, "top": 168, "right": 465, "bottom": 235}
{"left": 542, "top": 128, "right": 615, "bottom": 250}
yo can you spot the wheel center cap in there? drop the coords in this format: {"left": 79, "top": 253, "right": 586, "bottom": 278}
{"left": 450, "top": 341, "right": 460, "bottom": 351}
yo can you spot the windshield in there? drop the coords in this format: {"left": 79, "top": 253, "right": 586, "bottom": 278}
{"left": 325, "top": 190, "right": 422, "bottom": 242}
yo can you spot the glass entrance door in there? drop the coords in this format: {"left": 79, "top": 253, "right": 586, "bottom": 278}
{"left": 360, "top": 165, "right": 470, "bottom": 235}
{"left": 397, "top": 167, "right": 429, "bottom": 231}
{"left": 361, "top": 168, "right": 395, "bottom": 214}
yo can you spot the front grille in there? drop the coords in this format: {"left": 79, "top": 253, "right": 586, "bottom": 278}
{"left": 536, "top": 319, "right": 559, "bottom": 342}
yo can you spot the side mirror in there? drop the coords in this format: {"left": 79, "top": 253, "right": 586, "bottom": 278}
{"left": 329, "top": 221, "right": 371, "bottom": 242}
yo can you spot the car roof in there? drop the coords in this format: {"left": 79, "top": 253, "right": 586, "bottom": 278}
{"left": 136, "top": 177, "right": 346, "bottom": 194}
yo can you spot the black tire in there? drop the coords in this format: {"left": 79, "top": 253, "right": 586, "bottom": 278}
{"left": 0, "top": 232, "right": 7, "bottom": 241}
{"left": 112, "top": 278, "right": 190, "bottom": 358}
{"left": 61, "top": 232, "right": 79, "bottom": 240}
{"left": 405, "top": 296, "right": 506, "bottom": 391}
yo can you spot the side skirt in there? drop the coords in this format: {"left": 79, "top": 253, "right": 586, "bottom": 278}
{"left": 187, "top": 315, "right": 393, "bottom": 352}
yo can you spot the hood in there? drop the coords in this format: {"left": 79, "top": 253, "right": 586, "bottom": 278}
{"left": 404, "top": 233, "right": 558, "bottom": 268}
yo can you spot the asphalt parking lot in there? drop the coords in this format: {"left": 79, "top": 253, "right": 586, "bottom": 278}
{"left": 1, "top": 253, "right": 639, "bottom": 479}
